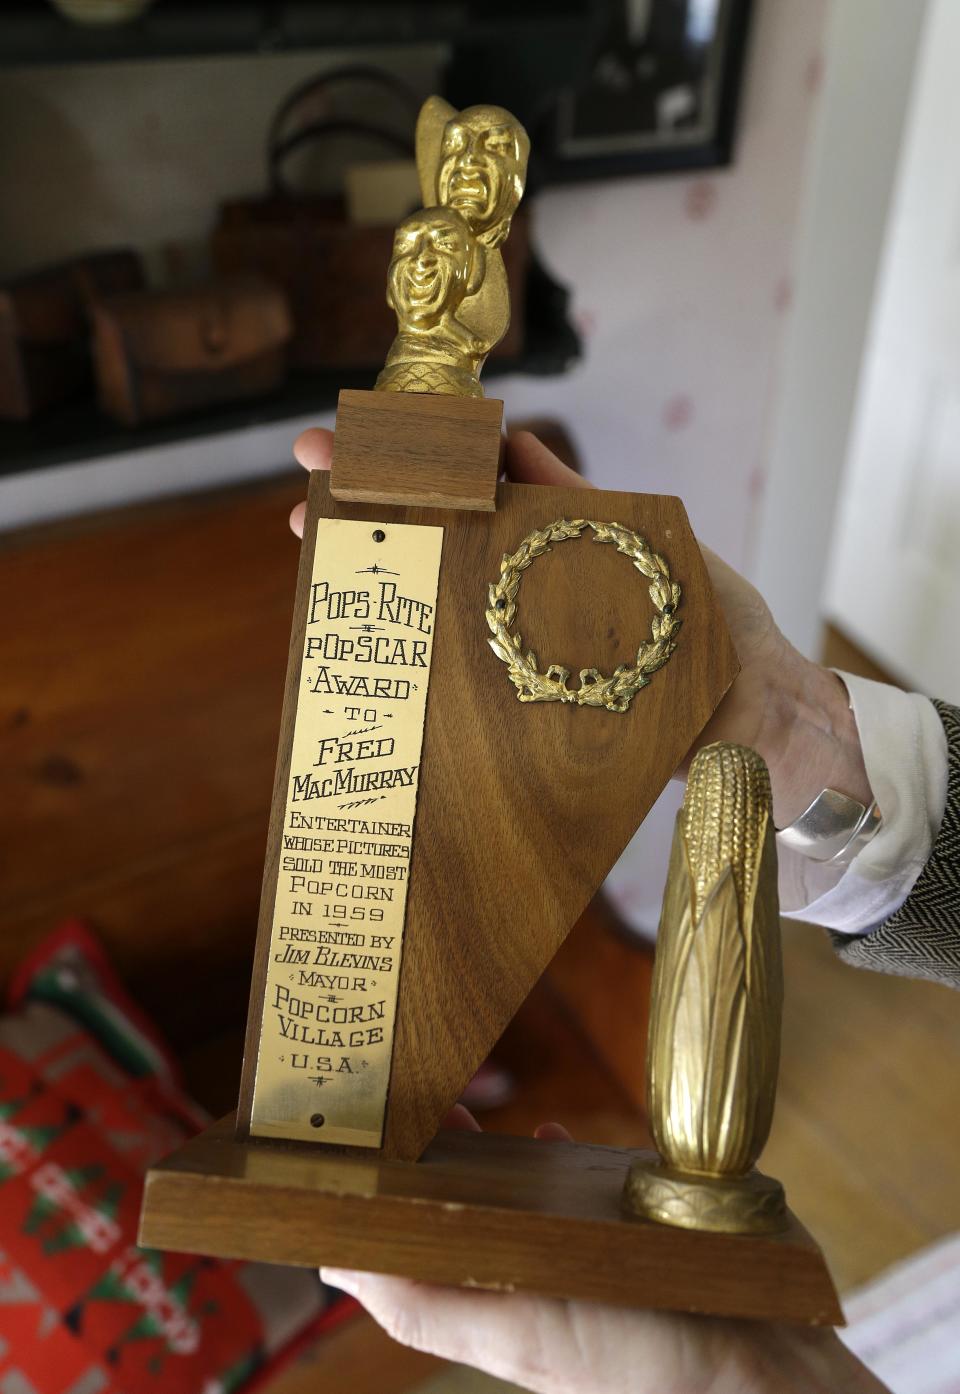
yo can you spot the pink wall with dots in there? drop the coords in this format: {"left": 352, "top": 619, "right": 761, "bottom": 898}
{"left": 501, "top": 0, "right": 830, "bottom": 576}
{"left": 497, "top": 0, "right": 831, "bottom": 932}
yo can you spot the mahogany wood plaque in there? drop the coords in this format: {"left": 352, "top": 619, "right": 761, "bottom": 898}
{"left": 329, "top": 390, "right": 503, "bottom": 512}
{"left": 238, "top": 467, "right": 739, "bottom": 1160}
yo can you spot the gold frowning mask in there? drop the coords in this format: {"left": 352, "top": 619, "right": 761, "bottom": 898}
{"left": 432, "top": 103, "right": 530, "bottom": 249}
{"left": 375, "top": 95, "right": 529, "bottom": 399}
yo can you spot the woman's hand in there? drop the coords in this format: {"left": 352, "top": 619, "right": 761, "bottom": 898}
{"left": 320, "top": 1267, "right": 882, "bottom": 1394}
{"left": 318, "top": 1108, "right": 885, "bottom": 1394}
{"left": 290, "top": 426, "right": 872, "bottom": 828}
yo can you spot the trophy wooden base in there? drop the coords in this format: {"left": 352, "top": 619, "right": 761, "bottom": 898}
{"left": 139, "top": 1117, "right": 842, "bottom": 1327}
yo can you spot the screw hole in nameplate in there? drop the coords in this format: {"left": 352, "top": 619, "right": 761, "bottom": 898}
{"left": 372, "top": 529, "right": 386, "bottom": 543}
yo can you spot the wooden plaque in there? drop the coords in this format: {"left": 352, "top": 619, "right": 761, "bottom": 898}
{"left": 330, "top": 390, "right": 503, "bottom": 511}
{"left": 237, "top": 454, "right": 739, "bottom": 1160}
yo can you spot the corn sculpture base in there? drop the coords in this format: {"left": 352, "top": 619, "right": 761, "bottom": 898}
{"left": 139, "top": 96, "right": 841, "bottom": 1326}
{"left": 624, "top": 744, "right": 787, "bottom": 1237}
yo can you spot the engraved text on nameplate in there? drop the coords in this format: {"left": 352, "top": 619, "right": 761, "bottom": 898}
{"left": 250, "top": 517, "right": 444, "bottom": 1147}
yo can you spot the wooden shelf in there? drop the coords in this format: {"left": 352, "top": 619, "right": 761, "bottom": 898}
{"left": 0, "top": 1, "right": 591, "bottom": 68}
{"left": 0, "top": 257, "right": 580, "bottom": 479}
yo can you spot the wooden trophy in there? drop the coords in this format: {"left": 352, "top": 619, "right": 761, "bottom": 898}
{"left": 139, "top": 98, "right": 841, "bottom": 1326}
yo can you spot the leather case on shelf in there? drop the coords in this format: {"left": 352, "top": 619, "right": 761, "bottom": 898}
{"left": 0, "top": 250, "right": 143, "bottom": 421}
{"left": 90, "top": 275, "right": 291, "bottom": 426}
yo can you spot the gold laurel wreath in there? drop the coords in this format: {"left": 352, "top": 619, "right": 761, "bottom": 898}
{"left": 485, "top": 518, "right": 682, "bottom": 713}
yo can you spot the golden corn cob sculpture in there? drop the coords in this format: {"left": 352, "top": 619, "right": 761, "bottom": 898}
{"left": 623, "top": 742, "right": 787, "bottom": 1233}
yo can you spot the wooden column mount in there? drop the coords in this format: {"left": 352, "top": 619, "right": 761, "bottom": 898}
{"left": 330, "top": 389, "right": 503, "bottom": 511}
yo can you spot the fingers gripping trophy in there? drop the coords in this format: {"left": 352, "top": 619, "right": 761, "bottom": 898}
{"left": 139, "top": 95, "right": 841, "bottom": 1331}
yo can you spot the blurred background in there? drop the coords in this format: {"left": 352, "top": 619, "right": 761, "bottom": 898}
{"left": 2, "top": 2, "right": 959, "bottom": 1393}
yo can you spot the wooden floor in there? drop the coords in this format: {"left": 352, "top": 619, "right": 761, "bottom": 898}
{"left": 797, "top": 626, "right": 960, "bottom": 1285}
{"left": 0, "top": 474, "right": 308, "bottom": 1050}
{"left": 767, "top": 923, "right": 960, "bottom": 1295}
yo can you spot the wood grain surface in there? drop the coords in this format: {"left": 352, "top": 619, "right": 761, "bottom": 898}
{"left": 330, "top": 390, "right": 503, "bottom": 511}
{"left": 237, "top": 469, "right": 739, "bottom": 1158}
{"left": 0, "top": 477, "right": 305, "bottom": 1047}
{"left": 140, "top": 1118, "right": 841, "bottom": 1326}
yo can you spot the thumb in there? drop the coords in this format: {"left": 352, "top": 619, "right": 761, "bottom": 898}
{"left": 505, "top": 431, "right": 595, "bottom": 490}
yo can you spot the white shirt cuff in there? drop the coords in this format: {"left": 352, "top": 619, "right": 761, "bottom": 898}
{"left": 778, "top": 674, "right": 948, "bottom": 935}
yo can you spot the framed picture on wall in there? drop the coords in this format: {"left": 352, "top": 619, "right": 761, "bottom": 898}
{"left": 541, "top": 0, "right": 753, "bottom": 181}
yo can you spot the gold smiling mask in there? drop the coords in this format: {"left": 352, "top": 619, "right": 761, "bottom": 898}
{"left": 376, "top": 206, "right": 487, "bottom": 398}
{"left": 386, "top": 207, "right": 484, "bottom": 330}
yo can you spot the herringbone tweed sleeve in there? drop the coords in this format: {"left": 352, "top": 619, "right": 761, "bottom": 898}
{"left": 832, "top": 700, "right": 960, "bottom": 987}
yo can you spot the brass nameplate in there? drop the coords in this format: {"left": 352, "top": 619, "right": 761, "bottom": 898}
{"left": 250, "top": 517, "right": 443, "bottom": 1148}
